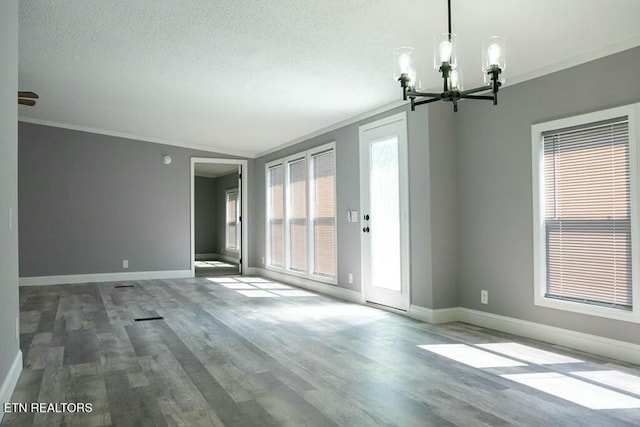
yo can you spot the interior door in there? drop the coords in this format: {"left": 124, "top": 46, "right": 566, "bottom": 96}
{"left": 237, "top": 165, "right": 243, "bottom": 274}
{"left": 359, "top": 112, "right": 410, "bottom": 310}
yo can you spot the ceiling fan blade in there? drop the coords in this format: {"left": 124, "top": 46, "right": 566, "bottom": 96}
{"left": 18, "top": 91, "right": 39, "bottom": 99}
{"left": 18, "top": 99, "right": 36, "bottom": 106}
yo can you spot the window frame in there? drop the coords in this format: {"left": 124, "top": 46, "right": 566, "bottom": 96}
{"left": 531, "top": 103, "right": 640, "bottom": 323}
{"left": 284, "top": 153, "right": 308, "bottom": 278}
{"left": 265, "top": 160, "right": 285, "bottom": 270}
{"left": 265, "top": 141, "right": 337, "bottom": 284}
{"left": 224, "top": 188, "right": 240, "bottom": 252}
{"left": 307, "top": 144, "right": 338, "bottom": 283}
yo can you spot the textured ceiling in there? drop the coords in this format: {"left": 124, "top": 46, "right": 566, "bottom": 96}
{"left": 18, "top": 0, "right": 640, "bottom": 157}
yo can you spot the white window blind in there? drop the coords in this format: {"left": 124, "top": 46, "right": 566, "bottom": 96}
{"left": 287, "top": 158, "right": 307, "bottom": 272}
{"left": 543, "top": 118, "right": 632, "bottom": 309}
{"left": 267, "top": 164, "right": 284, "bottom": 268}
{"left": 310, "top": 149, "right": 336, "bottom": 278}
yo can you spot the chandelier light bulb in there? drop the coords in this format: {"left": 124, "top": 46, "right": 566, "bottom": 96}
{"left": 450, "top": 70, "right": 462, "bottom": 90}
{"left": 393, "top": 47, "right": 414, "bottom": 81}
{"left": 398, "top": 53, "right": 411, "bottom": 74}
{"left": 487, "top": 43, "right": 501, "bottom": 66}
{"left": 408, "top": 67, "right": 417, "bottom": 86}
{"left": 439, "top": 40, "right": 453, "bottom": 63}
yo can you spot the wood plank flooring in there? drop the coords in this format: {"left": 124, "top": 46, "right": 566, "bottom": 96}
{"left": 195, "top": 261, "right": 239, "bottom": 277}
{"left": 4, "top": 276, "right": 640, "bottom": 426}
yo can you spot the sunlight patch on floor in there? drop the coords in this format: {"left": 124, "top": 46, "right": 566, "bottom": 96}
{"left": 418, "top": 344, "right": 526, "bottom": 368}
{"left": 236, "top": 290, "right": 279, "bottom": 298}
{"left": 272, "top": 290, "right": 316, "bottom": 297}
{"left": 206, "top": 277, "right": 318, "bottom": 298}
{"left": 477, "top": 342, "right": 583, "bottom": 365}
{"left": 206, "top": 278, "right": 238, "bottom": 283}
{"left": 236, "top": 277, "right": 270, "bottom": 283}
{"left": 252, "top": 282, "right": 292, "bottom": 290}
{"left": 219, "top": 282, "right": 256, "bottom": 290}
{"left": 573, "top": 370, "right": 640, "bottom": 396}
{"left": 502, "top": 372, "right": 640, "bottom": 409}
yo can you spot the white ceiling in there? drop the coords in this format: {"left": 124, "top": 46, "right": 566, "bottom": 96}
{"left": 18, "top": 0, "right": 640, "bottom": 158}
{"left": 194, "top": 163, "right": 238, "bottom": 179}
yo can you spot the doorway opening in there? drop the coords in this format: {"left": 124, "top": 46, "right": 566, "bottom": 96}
{"left": 190, "top": 158, "right": 248, "bottom": 277}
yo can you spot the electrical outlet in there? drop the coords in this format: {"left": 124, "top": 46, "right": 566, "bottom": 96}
{"left": 348, "top": 273, "right": 353, "bottom": 284}
{"left": 122, "top": 259, "right": 129, "bottom": 269}
{"left": 481, "top": 290, "right": 488, "bottom": 304}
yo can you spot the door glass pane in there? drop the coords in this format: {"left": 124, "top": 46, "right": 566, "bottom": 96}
{"left": 370, "top": 137, "right": 401, "bottom": 291}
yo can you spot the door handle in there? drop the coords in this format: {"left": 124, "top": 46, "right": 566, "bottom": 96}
{"left": 362, "top": 226, "right": 370, "bottom": 233}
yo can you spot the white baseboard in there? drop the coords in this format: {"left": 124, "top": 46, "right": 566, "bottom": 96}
{"left": 409, "top": 305, "right": 460, "bottom": 324}
{"left": 458, "top": 308, "right": 640, "bottom": 366}
{"left": 196, "top": 253, "right": 239, "bottom": 263}
{"left": 19, "top": 270, "right": 192, "bottom": 286}
{"left": 217, "top": 253, "right": 240, "bottom": 264}
{"left": 248, "top": 267, "right": 363, "bottom": 303}
{"left": 0, "top": 350, "right": 22, "bottom": 423}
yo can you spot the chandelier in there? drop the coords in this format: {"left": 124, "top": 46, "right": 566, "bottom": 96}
{"left": 394, "top": 0, "right": 505, "bottom": 112}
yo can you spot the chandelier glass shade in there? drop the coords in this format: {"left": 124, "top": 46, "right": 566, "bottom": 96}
{"left": 396, "top": 0, "right": 505, "bottom": 112}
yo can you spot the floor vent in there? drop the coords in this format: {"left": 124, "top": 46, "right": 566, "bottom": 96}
{"left": 115, "top": 285, "right": 135, "bottom": 288}
{"left": 134, "top": 316, "right": 164, "bottom": 322}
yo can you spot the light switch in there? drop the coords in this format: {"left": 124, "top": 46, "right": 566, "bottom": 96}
{"left": 347, "top": 210, "right": 359, "bottom": 223}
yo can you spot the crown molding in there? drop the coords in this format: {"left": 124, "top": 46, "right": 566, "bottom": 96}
{"left": 18, "top": 117, "right": 255, "bottom": 158}
{"left": 506, "top": 34, "right": 640, "bottom": 87}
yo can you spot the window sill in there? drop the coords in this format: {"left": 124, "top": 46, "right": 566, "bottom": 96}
{"left": 534, "top": 295, "right": 640, "bottom": 324}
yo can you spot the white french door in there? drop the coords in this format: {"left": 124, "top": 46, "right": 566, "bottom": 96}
{"left": 359, "top": 112, "right": 410, "bottom": 311}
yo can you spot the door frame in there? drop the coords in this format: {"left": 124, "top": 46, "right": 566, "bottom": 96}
{"left": 190, "top": 157, "right": 249, "bottom": 277}
{"left": 359, "top": 111, "right": 411, "bottom": 310}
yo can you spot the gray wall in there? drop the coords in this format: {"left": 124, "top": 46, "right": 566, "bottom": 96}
{"left": 194, "top": 176, "right": 217, "bottom": 254}
{"left": 18, "top": 122, "right": 249, "bottom": 277}
{"left": 456, "top": 46, "right": 640, "bottom": 344}
{"left": 428, "top": 104, "right": 458, "bottom": 309}
{"left": 251, "top": 103, "right": 458, "bottom": 309}
{"left": 0, "top": 0, "right": 20, "bottom": 395}
{"left": 194, "top": 172, "right": 240, "bottom": 259}
{"left": 213, "top": 171, "right": 240, "bottom": 260}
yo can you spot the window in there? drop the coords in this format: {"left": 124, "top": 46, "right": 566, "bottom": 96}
{"left": 267, "top": 164, "right": 284, "bottom": 268}
{"left": 287, "top": 157, "right": 307, "bottom": 272}
{"left": 310, "top": 148, "right": 336, "bottom": 278}
{"left": 266, "top": 142, "right": 337, "bottom": 283}
{"left": 532, "top": 104, "right": 640, "bottom": 322}
{"left": 225, "top": 188, "right": 239, "bottom": 251}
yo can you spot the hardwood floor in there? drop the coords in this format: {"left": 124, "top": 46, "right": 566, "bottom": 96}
{"left": 5, "top": 276, "right": 640, "bottom": 426}
{"left": 195, "top": 261, "right": 239, "bottom": 277}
